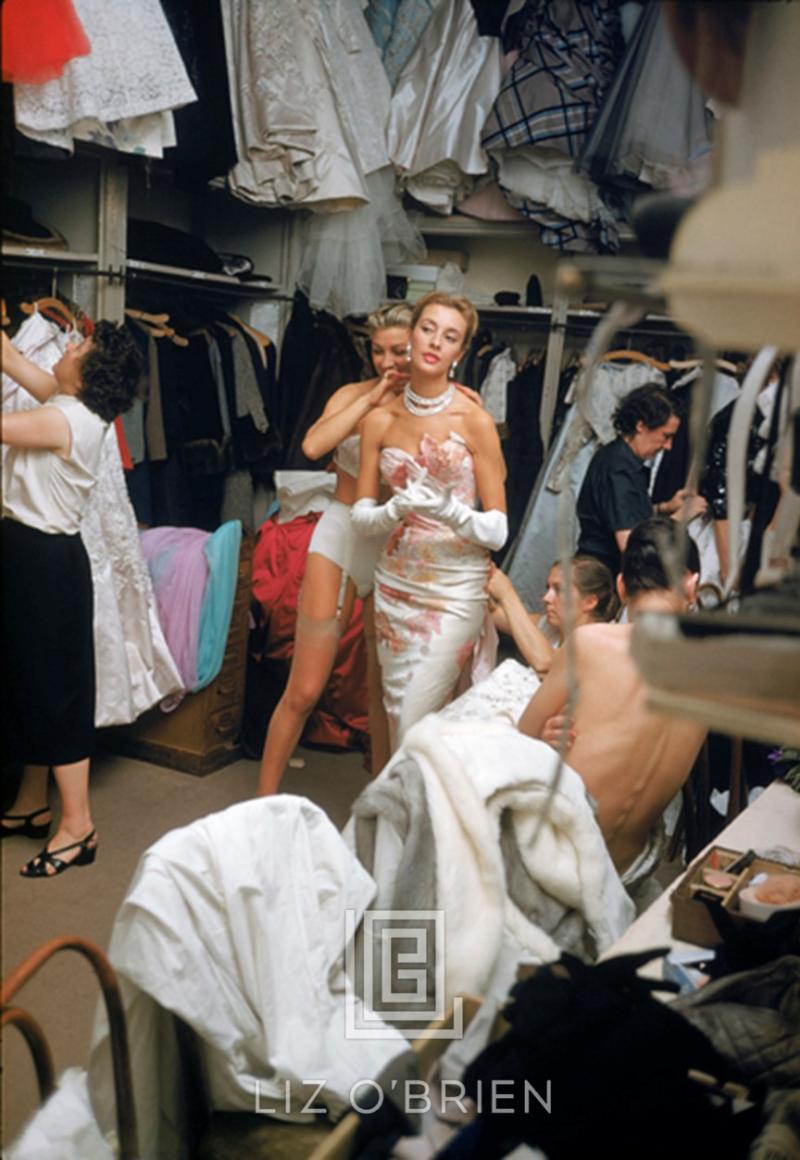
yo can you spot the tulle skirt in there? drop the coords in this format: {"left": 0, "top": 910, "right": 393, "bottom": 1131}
{"left": 295, "top": 166, "right": 425, "bottom": 318}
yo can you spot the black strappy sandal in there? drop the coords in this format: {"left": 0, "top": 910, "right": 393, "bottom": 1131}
{"left": 20, "top": 830, "right": 97, "bottom": 878}
{"left": 1, "top": 807, "right": 52, "bottom": 840}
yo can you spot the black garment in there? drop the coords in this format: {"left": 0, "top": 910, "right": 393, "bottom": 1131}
{"left": 463, "top": 335, "right": 503, "bottom": 395}
{"left": 577, "top": 436, "right": 652, "bottom": 574}
{"left": 651, "top": 374, "right": 692, "bottom": 507}
{"left": 505, "top": 359, "right": 544, "bottom": 547}
{"left": 278, "top": 293, "right": 363, "bottom": 469}
{"left": 127, "top": 219, "right": 225, "bottom": 274}
{"left": 468, "top": 0, "right": 511, "bottom": 37}
{"left": 439, "top": 951, "right": 758, "bottom": 1160}
{"left": 2, "top": 519, "right": 95, "bottom": 764}
{"left": 158, "top": 0, "right": 237, "bottom": 184}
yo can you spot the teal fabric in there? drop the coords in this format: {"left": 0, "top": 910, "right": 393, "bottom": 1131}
{"left": 365, "top": 0, "right": 438, "bottom": 88}
{"left": 194, "top": 519, "right": 242, "bottom": 691}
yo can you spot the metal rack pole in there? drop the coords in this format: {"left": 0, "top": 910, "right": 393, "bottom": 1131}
{"left": 539, "top": 289, "right": 570, "bottom": 455}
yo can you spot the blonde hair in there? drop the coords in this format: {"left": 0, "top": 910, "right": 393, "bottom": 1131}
{"left": 366, "top": 301, "right": 414, "bottom": 334}
{"left": 411, "top": 291, "right": 479, "bottom": 351}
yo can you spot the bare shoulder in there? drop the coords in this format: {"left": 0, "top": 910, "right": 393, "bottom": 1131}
{"left": 330, "top": 378, "right": 376, "bottom": 408}
{"left": 360, "top": 405, "right": 395, "bottom": 439}
{"left": 573, "top": 622, "right": 631, "bottom": 655}
{"left": 461, "top": 398, "right": 498, "bottom": 442}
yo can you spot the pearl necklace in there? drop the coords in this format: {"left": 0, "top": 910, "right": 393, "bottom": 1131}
{"left": 403, "top": 382, "right": 455, "bottom": 416}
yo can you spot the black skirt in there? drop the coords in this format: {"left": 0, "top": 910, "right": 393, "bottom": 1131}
{"left": 2, "top": 518, "right": 95, "bottom": 765}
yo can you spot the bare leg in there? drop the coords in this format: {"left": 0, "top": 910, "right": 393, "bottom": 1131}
{"left": 3, "top": 764, "right": 51, "bottom": 828}
{"left": 257, "top": 554, "right": 352, "bottom": 796}
{"left": 20, "top": 758, "right": 96, "bottom": 875}
{"left": 363, "top": 594, "right": 390, "bottom": 776}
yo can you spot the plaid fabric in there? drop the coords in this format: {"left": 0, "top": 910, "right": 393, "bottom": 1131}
{"left": 483, "top": 0, "right": 623, "bottom": 157}
{"left": 499, "top": 180, "right": 621, "bottom": 253}
{"left": 484, "top": 0, "right": 624, "bottom": 253}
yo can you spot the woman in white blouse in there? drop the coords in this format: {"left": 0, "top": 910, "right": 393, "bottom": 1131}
{"left": 1, "top": 327, "right": 141, "bottom": 877}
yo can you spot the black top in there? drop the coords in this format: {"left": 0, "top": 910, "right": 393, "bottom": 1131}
{"left": 577, "top": 437, "right": 652, "bottom": 574}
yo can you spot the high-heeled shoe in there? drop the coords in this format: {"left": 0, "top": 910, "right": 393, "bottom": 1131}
{"left": 20, "top": 830, "right": 97, "bottom": 878}
{"left": 1, "top": 807, "right": 52, "bottom": 840}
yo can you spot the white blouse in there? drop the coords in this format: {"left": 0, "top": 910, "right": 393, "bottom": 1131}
{"left": 3, "top": 394, "right": 107, "bottom": 535}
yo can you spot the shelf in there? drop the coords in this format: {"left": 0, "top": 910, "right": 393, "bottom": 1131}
{"left": 474, "top": 302, "right": 674, "bottom": 325}
{"left": 412, "top": 215, "right": 537, "bottom": 239}
{"left": 2, "top": 245, "right": 99, "bottom": 264}
{"left": 412, "top": 214, "right": 638, "bottom": 245}
{"left": 556, "top": 255, "right": 667, "bottom": 308}
{"left": 125, "top": 258, "right": 282, "bottom": 295}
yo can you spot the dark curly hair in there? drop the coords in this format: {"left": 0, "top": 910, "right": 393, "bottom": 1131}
{"left": 613, "top": 383, "right": 679, "bottom": 438}
{"left": 622, "top": 516, "right": 700, "bottom": 597}
{"left": 78, "top": 321, "right": 144, "bottom": 423}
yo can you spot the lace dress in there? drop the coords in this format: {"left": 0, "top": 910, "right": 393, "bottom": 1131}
{"left": 13, "top": 0, "right": 196, "bottom": 157}
{"left": 3, "top": 314, "right": 182, "bottom": 725}
{"left": 375, "top": 432, "right": 490, "bottom": 745}
{"left": 440, "top": 658, "right": 541, "bottom": 726}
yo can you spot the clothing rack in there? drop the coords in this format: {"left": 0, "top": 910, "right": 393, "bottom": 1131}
{"left": 1, "top": 250, "right": 292, "bottom": 300}
{"left": 476, "top": 292, "right": 687, "bottom": 455}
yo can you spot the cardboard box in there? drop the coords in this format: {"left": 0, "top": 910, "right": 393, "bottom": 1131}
{"left": 671, "top": 845, "right": 800, "bottom": 947}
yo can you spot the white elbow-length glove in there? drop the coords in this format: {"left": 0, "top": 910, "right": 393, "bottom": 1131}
{"left": 351, "top": 489, "right": 416, "bottom": 535}
{"left": 408, "top": 478, "right": 508, "bottom": 551}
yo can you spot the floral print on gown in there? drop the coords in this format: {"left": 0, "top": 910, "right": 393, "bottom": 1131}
{"left": 375, "top": 431, "right": 490, "bottom": 746}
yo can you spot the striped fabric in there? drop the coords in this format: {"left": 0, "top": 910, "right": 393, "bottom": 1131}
{"left": 483, "top": 0, "right": 623, "bottom": 157}
{"left": 482, "top": 0, "right": 624, "bottom": 253}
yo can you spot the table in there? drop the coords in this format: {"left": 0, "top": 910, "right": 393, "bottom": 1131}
{"left": 601, "top": 781, "right": 800, "bottom": 974}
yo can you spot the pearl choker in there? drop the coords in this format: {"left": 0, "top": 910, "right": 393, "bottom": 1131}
{"left": 403, "top": 383, "right": 455, "bottom": 416}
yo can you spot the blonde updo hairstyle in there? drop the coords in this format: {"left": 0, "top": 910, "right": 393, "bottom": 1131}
{"left": 366, "top": 301, "right": 414, "bottom": 335}
{"left": 410, "top": 291, "right": 479, "bottom": 352}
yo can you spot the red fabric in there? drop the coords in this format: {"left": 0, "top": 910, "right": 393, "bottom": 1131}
{"left": 113, "top": 417, "right": 134, "bottom": 470}
{"left": 250, "top": 513, "right": 368, "bottom": 750}
{"left": 2, "top": 0, "right": 91, "bottom": 84}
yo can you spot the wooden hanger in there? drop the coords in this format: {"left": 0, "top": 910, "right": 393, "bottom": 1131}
{"left": 129, "top": 316, "right": 189, "bottom": 348}
{"left": 125, "top": 308, "right": 171, "bottom": 326}
{"left": 21, "top": 296, "right": 77, "bottom": 330}
{"left": 602, "top": 349, "right": 671, "bottom": 372}
{"left": 670, "top": 357, "right": 740, "bottom": 374}
{"left": 229, "top": 312, "right": 272, "bottom": 347}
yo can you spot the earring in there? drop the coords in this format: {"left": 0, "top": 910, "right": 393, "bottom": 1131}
{"left": 406, "top": 343, "right": 412, "bottom": 356}
{"left": 449, "top": 361, "right": 458, "bottom": 380}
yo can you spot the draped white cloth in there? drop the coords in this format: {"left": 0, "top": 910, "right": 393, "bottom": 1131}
{"left": 88, "top": 797, "right": 406, "bottom": 1159}
{"left": 387, "top": 0, "right": 503, "bottom": 213}
{"left": 345, "top": 713, "right": 635, "bottom": 1002}
{"left": 220, "top": 0, "right": 390, "bottom": 211}
{"left": 3, "top": 313, "right": 182, "bottom": 725}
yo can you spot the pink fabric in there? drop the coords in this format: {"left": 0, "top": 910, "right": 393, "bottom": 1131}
{"left": 456, "top": 180, "right": 527, "bottom": 223}
{"left": 140, "top": 527, "right": 210, "bottom": 700}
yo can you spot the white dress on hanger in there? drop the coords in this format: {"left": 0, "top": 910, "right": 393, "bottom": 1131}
{"left": 221, "top": 0, "right": 382, "bottom": 211}
{"left": 480, "top": 347, "right": 517, "bottom": 425}
{"left": 387, "top": 0, "right": 503, "bottom": 213}
{"left": 3, "top": 314, "right": 183, "bottom": 726}
{"left": 13, "top": 0, "right": 196, "bottom": 157}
